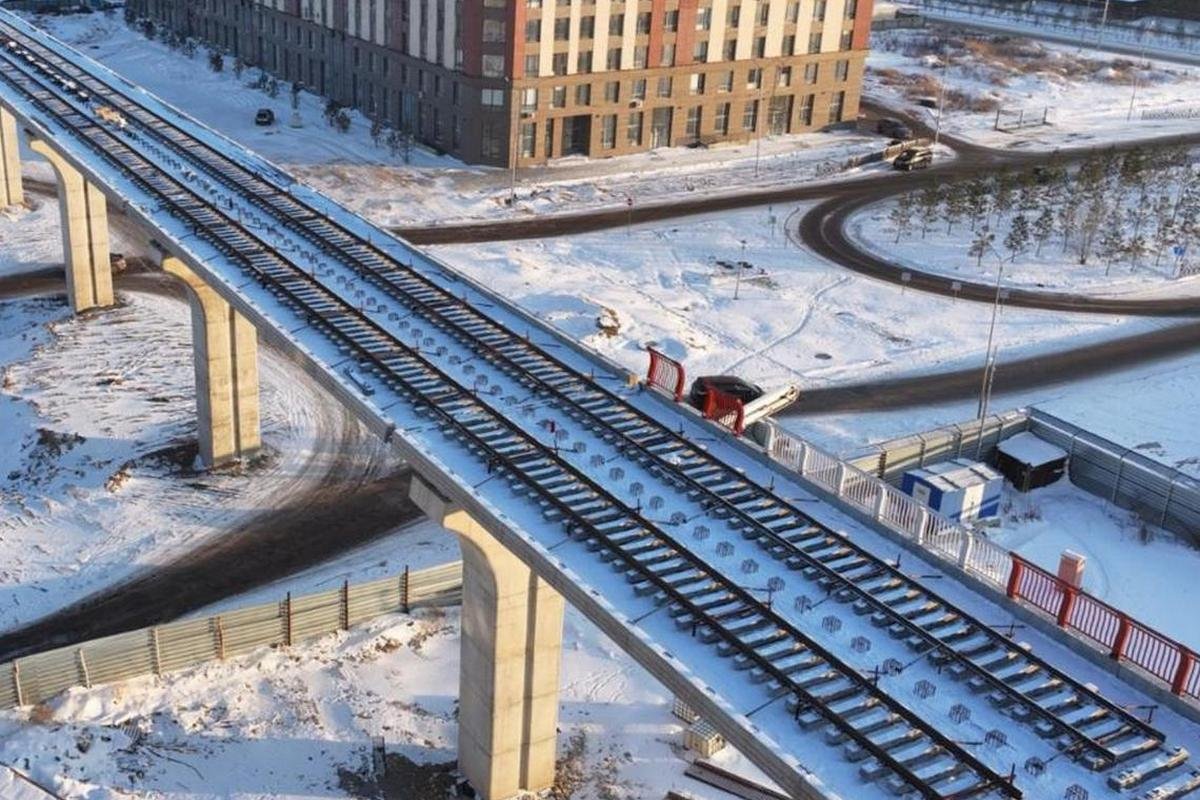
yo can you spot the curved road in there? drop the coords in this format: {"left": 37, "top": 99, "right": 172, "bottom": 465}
{"left": 0, "top": 266, "right": 422, "bottom": 662}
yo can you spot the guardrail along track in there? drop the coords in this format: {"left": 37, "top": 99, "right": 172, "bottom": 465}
{"left": 4, "top": 17, "right": 1200, "bottom": 800}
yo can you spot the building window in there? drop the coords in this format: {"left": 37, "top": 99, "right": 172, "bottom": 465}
{"left": 481, "top": 120, "right": 503, "bottom": 160}
{"left": 627, "top": 111, "right": 643, "bottom": 144}
{"left": 841, "top": 30, "right": 853, "bottom": 50}
{"left": 657, "top": 76, "right": 673, "bottom": 98}
{"left": 520, "top": 122, "right": 536, "bottom": 157}
{"left": 718, "top": 70, "right": 733, "bottom": 92}
{"left": 552, "top": 85, "right": 567, "bottom": 108}
{"left": 846, "top": 0, "right": 859, "bottom": 18}
{"left": 753, "top": 36, "right": 765, "bottom": 58}
{"left": 522, "top": 87, "right": 539, "bottom": 111}
{"left": 607, "top": 48, "right": 622, "bottom": 70}
{"left": 661, "top": 43, "right": 675, "bottom": 66}
{"left": 591, "top": 115, "right": 610, "bottom": 150}
{"left": 723, "top": 40, "right": 737, "bottom": 61}
{"left": 637, "top": 12, "right": 652, "bottom": 33}
{"left": 632, "top": 78, "right": 647, "bottom": 99}
{"left": 664, "top": 10, "right": 678, "bottom": 31}
{"left": 809, "top": 32, "right": 823, "bottom": 54}
{"left": 804, "top": 62, "right": 819, "bottom": 83}
{"left": 482, "top": 54, "right": 505, "bottom": 77}
{"left": 552, "top": 52, "right": 568, "bottom": 75}
{"left": 728, "top": 5, "right": 740, "bottom": 26}
{"left": 634, "top": 46, "right": 648, "bottom": 68}
{"left": 482, "top": 88, "right": 505, "bottom": 107}
{"left": 747, "top": 68, "right": 762, "bottom": 89}
{"left": 525, "top": 54, "right": 540, "bottom": 75}
{"left": 814, "top": 0, "right": 828, "bottom": 20}
{"left": 694, "top": 40, "right": 709, "bottom": 61}
{"left": 554, "top": 18, "right": 570, "bottom": 40}
{"left": 830, "top": 90, "right": 846, "bottom": 122}
{"left": 715, "top": 102, "right": 730, "bottom": 135}
{"left": 685, "top": 106, "right": 702, "bottom": 139}
{"left": 689, "top": 73, "right": 705, "bottom": 95}
{"left": 696, "top": 8, "right": 712, "bottom": 30}
{"left": 799, "top": 94, "right": 815, "bottom": 126}
{"left": 757, "top": 3, "right": 769, "bottom": 24}
{"left": 786, "top": 2, "right": 799, "bottom": 23}
{"left": 605, "top": 81, "right": 620, "bottom": 102}
{"left": 742, "top": 99, "right": 759, "bottom": 131}
{"left": 609, "top": 13, "right": 624, "bottom": 35}
{"left": 835, "top": 59, "right": 849, "bottom": 81}
{"left": 526, "top": 20, "right": 540, "bottom": 42}
{"left": 578, "top": 50, "right": 593, "bottom": 72}
{"left": 576, "top": 83, "right": 591, "bottom": 105}
{"left": 483, "top": 19, "right": 506, "bottom": 42}
{"left": 778, "top": 66, "right": 792, "bottom": 87}
{"left": 580, "top": 15, "right": 595, "bottom": 38}
{"left": 782, "top": 35, "right": 795, "bottom": 55}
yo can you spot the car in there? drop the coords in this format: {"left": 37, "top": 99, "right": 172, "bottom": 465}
{"left": 876, "top": 117, "right": 912, "bottom": 140}
{"left": 254, "top": 108, "right": 275, "bottom": 126}
{"left": 893, "top": 146, "right": 933, "bottom": 171}
{"left": 688, "top": 375, "right": 765, "bottom": 411}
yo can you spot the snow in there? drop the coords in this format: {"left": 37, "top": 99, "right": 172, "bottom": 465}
{"left": 867, "top": 26, "right": 1200, "bottom": 149}
{"left": 989, "top": 479, "right": 1200, "bottom": 647}
{"left": 997, "top": 431, "right": 1068, "bottom": 466}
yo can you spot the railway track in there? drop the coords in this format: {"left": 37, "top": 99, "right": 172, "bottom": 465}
{"left": 4, "top": 15, "right": 1200, "bottom": 799}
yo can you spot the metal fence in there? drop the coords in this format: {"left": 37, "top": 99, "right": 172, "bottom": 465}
{"left": 1027, "top": 409, "right": 1200, "bottom": 547}
{"left": 0, "top": 561, "right": 463, "bottom": 710}
{"left": 846, "top": 410, "right": 1030, "bottom": 485}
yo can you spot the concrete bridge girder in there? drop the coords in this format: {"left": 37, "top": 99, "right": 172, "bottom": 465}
{"left": 411, "top": 476, "right": 564, "bottom": 800}
{"left": 28, "top": 136, "right": 113, "bottom": 314}
{"left": 0, "top": 107, "right": 22, "bottom": 208}
{"left": 161, "top": 256, "right": 262, "bottom": 468}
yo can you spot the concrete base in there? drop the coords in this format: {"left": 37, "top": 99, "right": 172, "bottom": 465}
{"left": 29, "top": 138, "right": 113, "bottom": 313}
{"left": 162, "top": 256, "right": 261, "bottom": 467}
{"left": 0, "top": 108, "right": 22, "bottom": 208}
{"left": 411, "top": 477, "right": 564, "bottom": 800}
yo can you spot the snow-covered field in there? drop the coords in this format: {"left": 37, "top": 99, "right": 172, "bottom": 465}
{"left": 849, "top": 149, "right": 1200, "bottom": 293}
{"left": 867, "top": 27, "right": 1200, "bottom": 149}
{"left": 432, "top": 203, "right": 1130, "bottom": 391}
{"left": 0, "top": 603, "right": 776, "bottom": 800}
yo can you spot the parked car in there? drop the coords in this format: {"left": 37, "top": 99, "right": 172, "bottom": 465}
{"left": 876, "top": 117, "right": 912, "bottom": 140}
{"left": 688, "top": 375, "right": 765, "bottom": 411}
{"left": 254, "top": 108, "right": 275, "bottom": 126}
{"left": 893, "top": 146, "right": 933, "bottom": 171}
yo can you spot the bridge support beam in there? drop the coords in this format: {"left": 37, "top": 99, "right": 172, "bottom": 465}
{"left": 161, "top": 256, "right": 261, "bottom": 467}
{"left": 0, "top": 107, "right": 22, "bottom": 208}
{"left": 29, "top": 137, "right": 112, "bottom": 313}
{"left": 410, "top": 476, "right": 564, "bottom": 800}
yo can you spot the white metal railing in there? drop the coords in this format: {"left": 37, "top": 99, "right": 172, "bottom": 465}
{"left": 766, "top": 424, "right": 1012, "bottom": 588}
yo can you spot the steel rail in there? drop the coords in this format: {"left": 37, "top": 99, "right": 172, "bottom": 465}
{"left": 0, "top": 17, "right": 1162, "bottom": 767}
{"left": 0, "top": 46, "right": 1020, "bottom": 800}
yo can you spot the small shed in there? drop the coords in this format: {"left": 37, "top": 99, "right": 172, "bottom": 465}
{"left": 901, "top": 458, "right": 1003, "bottom": 522}
{"left": 995, "top": 432, "right": 1069, "bottom": 492}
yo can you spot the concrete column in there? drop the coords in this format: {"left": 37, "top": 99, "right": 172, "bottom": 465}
{"left": 161, "top": 256, "right": 261, "bottom": 467}
{"left": 0, "top": 107, "right": 23, "bottom": 208}
{"left": 29, "top": 138, "right": 113, "bottom": 313}
{"left": 411, "top": 477, "right": 564, "bottom": 800}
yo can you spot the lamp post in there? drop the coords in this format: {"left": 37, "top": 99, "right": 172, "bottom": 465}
{"left": 933, "top": 59, "right": 948, "bottom": 147}
{"left": 974, "top": 247, "right": 1007, "bottom": 457}
{"left": 508, "top": 76, "right": 519, "bottom": 205}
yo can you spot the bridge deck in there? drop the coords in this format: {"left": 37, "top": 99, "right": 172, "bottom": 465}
{"left": 3, "top": 10, "right": 1199, "bottom": 800}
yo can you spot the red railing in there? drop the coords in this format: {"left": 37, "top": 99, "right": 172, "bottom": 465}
{"left": 646, "top": 348, "right": 686, "bottom": 402}
{"left": 1007, "top": 554, "right": 1199, "bottom": 698}
{"left": 702, "top": 384, "right": 745, "bottom": 436}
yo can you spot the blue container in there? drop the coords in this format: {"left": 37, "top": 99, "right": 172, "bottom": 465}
{"left": 901, "top": 458, "right": 1003, "bottom": 523}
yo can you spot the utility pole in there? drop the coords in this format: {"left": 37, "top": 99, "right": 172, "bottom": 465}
{"left": 975, "top": 250, "right": 1006, "bottom": 457}
{"left": 934, "top": 63, "right": 947, "bottom": 147}
{"left": 508, "top": 76, "right": 519, "bottom": 205}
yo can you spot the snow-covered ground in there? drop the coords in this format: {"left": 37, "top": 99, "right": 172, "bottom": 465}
{"left": 0, "top": 603, "right": 776, "bottom": 800}
{"left": 432, "top": 203, "right": 1131, "bottom": 392}
{"left": 24, "top": 9, "right": 890, "bottom": 228}
{"left": 867, "top": 27, "right": 1200, "bottom": 149}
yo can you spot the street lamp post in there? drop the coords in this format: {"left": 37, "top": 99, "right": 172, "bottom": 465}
{"left": 974, "top": 248, "right": 1007, "bottom": 457}
{"left": 736, "top": 239, "right": 748, "bottom": 299}
{"left": 508, "top": 76, "right": 519, "bottom": 205}
{"left": 933, "top": 60, "right": 948, "bottom": 147}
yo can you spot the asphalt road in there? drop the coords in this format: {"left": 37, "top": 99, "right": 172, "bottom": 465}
{"left": 0, "top": 268, "right": 422, "bottom": 661}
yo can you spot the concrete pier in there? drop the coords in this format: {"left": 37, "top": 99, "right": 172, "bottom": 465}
{"left": 29, "top": 137, "right": 112, "bottom": 313}
{"left": 411, "top": 477, "right": 564, "bottom": 800}
{"left": 162, "top": 256, "right": 261, "bottom": 467}
{"left": 0, "top": 107, "right": 22, "bottom": 208}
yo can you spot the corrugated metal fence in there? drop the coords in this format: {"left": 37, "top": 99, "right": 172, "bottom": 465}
{"left": 0, "top": 561, "right": 462, "bottom": 710}
{"left": 1027, "top": 410, "right": 1200, "bottom": 546}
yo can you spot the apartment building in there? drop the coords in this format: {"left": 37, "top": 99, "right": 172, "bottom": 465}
{"left": 127, "top": 0, "right": 874, "bottom": 166}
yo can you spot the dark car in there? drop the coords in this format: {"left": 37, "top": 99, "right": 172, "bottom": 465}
{"left": 254, "top": 108, "right": 275, "bottom": 126}
{"left": 894, "top": 146, "right": 933, "bottom": 171}
{"left": 688, "top": 375, "right": 765, "bottom": 411}
{"left": 876, "top": 117, "right": 912, "bottom": 140}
